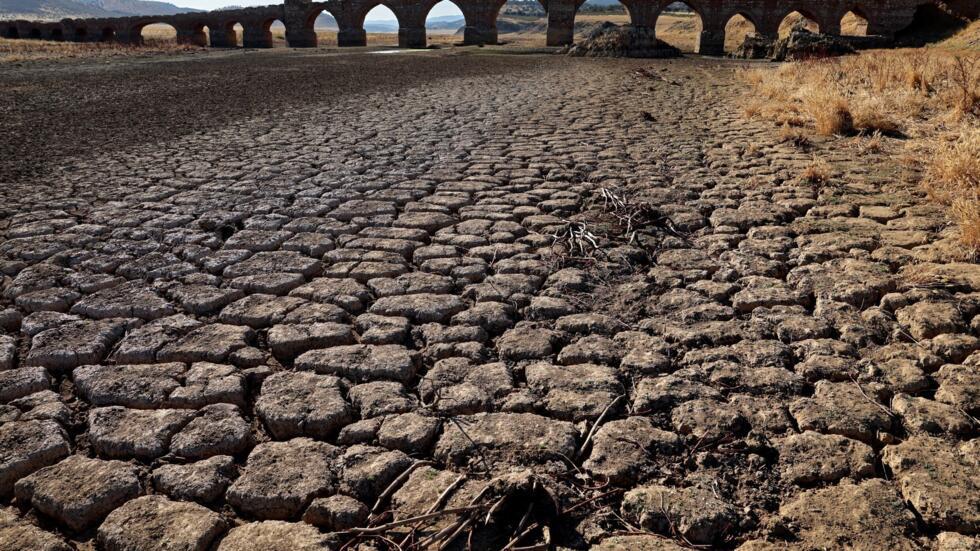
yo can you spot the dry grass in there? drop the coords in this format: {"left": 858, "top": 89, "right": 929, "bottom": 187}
{"left": 742, "top": 48, "right": 980, "bottom": 250}
{"left": 0, "top": 26, "right": 197, "bottom": 62}
{"left": 798, "top": 159, "right": 833, "bottom": 187}
{"left": 924, "top": 130, "right": 980, "bottom": 249}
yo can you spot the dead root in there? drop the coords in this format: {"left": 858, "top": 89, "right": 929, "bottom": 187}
{"left": 342, "top": 471, "right": 562, "bottom": 550}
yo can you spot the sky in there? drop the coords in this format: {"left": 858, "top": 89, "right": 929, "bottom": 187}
{"left": 175, "top": 0, "right": 463, "bottom": 20}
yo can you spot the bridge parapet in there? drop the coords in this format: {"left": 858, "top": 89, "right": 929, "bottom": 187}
{"left": 0, "top": 0, "right": 975, "bottom": 52}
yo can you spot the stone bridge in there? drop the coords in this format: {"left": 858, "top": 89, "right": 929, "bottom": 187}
{"left": 1, "top": 0, "right": 976, "bottom": 53}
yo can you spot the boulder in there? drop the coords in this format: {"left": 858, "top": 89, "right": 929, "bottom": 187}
{"left": 566, "top": 23, "right": 681, "bottom": 58}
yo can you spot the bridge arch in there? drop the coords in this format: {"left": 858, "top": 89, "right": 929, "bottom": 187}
{"left": 654, "top": 1, "right": 704, "bottom": 53}
{"left": 423, "top": 0, "right": 465, "bottom": 45}
{"left": 840, "top": 8, "right": 869, "bottom": 36}
{"left": 778, "top": 9, "right": 820, "bottom": 37}
{"left": 101, "top": 27, "right": 116, "bottom": 42}
{"left": 893, "top": 1, "right": 967, "bottom": 43}
{"left": 362, "top": 3, "right": 402, "bottom": 46}
{"left": 249, "top": 17, "right": 286, "bottom": 48}
{"left": 186, "top": 22, "right": 210, "bottom": 46}
{"left": 130, "top": 21, "right": 179, "bottom": 45}
{"left": 296, "top": 5, "right": 340, "bottom": 47}
{"left": 723, "top": 11, "right": 758, "bottom": 53}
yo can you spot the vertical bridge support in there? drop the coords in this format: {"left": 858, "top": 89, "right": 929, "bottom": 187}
{"left": 456, "top": 0, "right": 507, "bottom": 45}
{"left": 697, "top": 15, "right": 725, "bottom": 56}
{"left": 541, "top": 0, "right": 583, "bottom": 46}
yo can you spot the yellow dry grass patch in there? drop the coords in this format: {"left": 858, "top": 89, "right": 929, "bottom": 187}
{"left": 741, "top": 49, "right": 980, "bottom": 251}
{"left": 0, "top": 35, "right": 198, "bottom": 63}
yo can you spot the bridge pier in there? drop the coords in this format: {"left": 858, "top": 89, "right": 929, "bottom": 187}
{"left": 286, "top": 27, "right": 317, "bottom": 47}
{"left": 118, "top": 30, "right": 141, "bottom": 45}
{"left": 621, "top": 0, "right": 656, "bottom": 29}
{"left": 210, "top": 27, "right": 238, "bottom": 47}
{"left": 398, "top": 26, "right": 427, "bottom": 48}
{"left": 544, "top": 0, "right": 579, "bottom": 46}
{"left": 820, "top": 19, "right": 842, "bottom": 36}
{"left": 338, "top": 27, "right": 367, "bottom": 46}
{"left": 455, "top": 0, "right": 506, "bottom": 45}
{"left": 697, "top": 23, "right": 725, "bottom": 56}
{"left": 178, "top": 27, "right": 208, "bottom": 46}
{"left": 243, "top": 26, "right": 273, "bottom": 48}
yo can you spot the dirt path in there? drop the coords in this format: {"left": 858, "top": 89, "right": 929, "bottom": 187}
{"left": 0, "top": 50, "right": 977, "bottom": 550}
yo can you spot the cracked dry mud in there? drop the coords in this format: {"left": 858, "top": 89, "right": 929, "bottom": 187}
{"left": 1, "top": 50, "right": 979, "bottom": 551}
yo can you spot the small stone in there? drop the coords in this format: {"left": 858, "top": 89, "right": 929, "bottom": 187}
{"left": 70, "top": 281, "right": 174, "bottom": 321}
{"left": 0, "top": 366, "right": 50, "bottom": 403}
{"left": 0, "top": 335, "right": 17, "bottom": 370}
{"left": 152, "top": 456, "right": 235, "bottom": 503}
{"left": 170, "top": 285, "right": 244, "bottom": 316}
{"left": 557, "top": 335, "right": 622, "bottom": 366}
{"left": 222, "top": 251, "right": 321, "bottom": 279}
{"left": 169, "top": 404, "right": 251, "bottom": 459}
{"left": 218, "top": 294, "right": 306, "bottom": 329}
{"left": 882, "top": 435, "right": 980, "bottom": 533}
{"left": 73, "top": 363, "right": 183, "bottom": 409}
{"left": 633, "top": 375, "right": 721, "bottom": 413}
{"left": 289, "top": 278, "right": 372, "bottom": 313}
{"left": 935, "top": 532, "right": 980, "bottom": 551}
{"left": 338, "top": 445, "right": 413, "bottom": 502}
{"left": 776, "top": 431, "right": 875, "bottom": 485}
{"left": 157, "top": 324, "right": 254, "bottom": 364}
{"left": 0, "top": 507, "right": 71, "bottom": 551}
{"left": 778, "top": 479, "right": 919, "bottom": 550}
{"left": 0, "top": 420, "right": 70, "bottom": 497}
{"left": 584, "top": 417, "right": 682, "bottom": 486}
{"left": 525, "top": 362, "right": 623, "bottom": 422}
{"left": 14, "top": 455, "right": 141, "bottom": 531}
{"left": 671, "top": 399, "right": 749, "bottom": 441}
{"left": 451, "top": 301, "right": 514, "bottom": 334}
{"left": 97, "top": 495, "right": 225, "bottom": 551}
{"left": 594, "top": 535, "right": 687, "bottom": 550}
{"left": 216, "top": 521, "right": 334, "bottom": 551}
{"left": 226, "top": 438, "right": 339, "bottom": 520}
{"left": 88, "top": 406, "right": 195, "bottom": 460}
{"left": 267, "top": 322, "right": 355, "bottom": 360}
{"left": 497, "top": 326, "right": 558, "bottom": 361}
{"left": 256, "top": 372, "right": 352, "bottom": 440}
{"left": 555, "top": 313, "right": 622, "bottom": 335}
{"left": 369, "top": 294, "right": 467, "bottom": 323}
{"left": 622, "top": 484, "right": 738, "bottom": 544}
{"left": 167, "top": 362, "right": 246, "bottom": 408}
{"left": 296, "top": 344, "right": 417, "bottom": 383}
{"left": 935, "top": 363, "right": 980, "bottom": 415}
{"left": 892, "top": 393, "right": 975, "bottom": 436}
{"left": 434, "top": 412, "right": 577, "bottom": 468}
{"left": 896, "top": 301, "right": 965, "bottom": 340}
{"left": 302, "top": 495, "right": 369, "bottom": 530}
{"left": 789, "top": 380, "right": 893, "bottom": 444}
{"left": 111, "top": 315, "right": 201, "bottom": 364}
{"left": 348, "top": 381, "right": 415, "bottom": 418}
{"left": 377, "top": 413, "right": 441, "bottom": 454}
{"left": 26, "top": 319, "right": 126, "bottom": 373}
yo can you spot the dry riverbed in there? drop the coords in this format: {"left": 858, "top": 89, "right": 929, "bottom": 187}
{"left": 0, "top": 48, "right": 978, "bottom": 550}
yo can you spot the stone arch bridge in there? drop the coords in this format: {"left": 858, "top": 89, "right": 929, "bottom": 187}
{"left": 1, "top": 0, "right": 976, "bottom": 54}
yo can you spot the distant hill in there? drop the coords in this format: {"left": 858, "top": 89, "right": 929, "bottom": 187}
{"left": 0, "top": 0, "right": 200, "bottom": 20}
